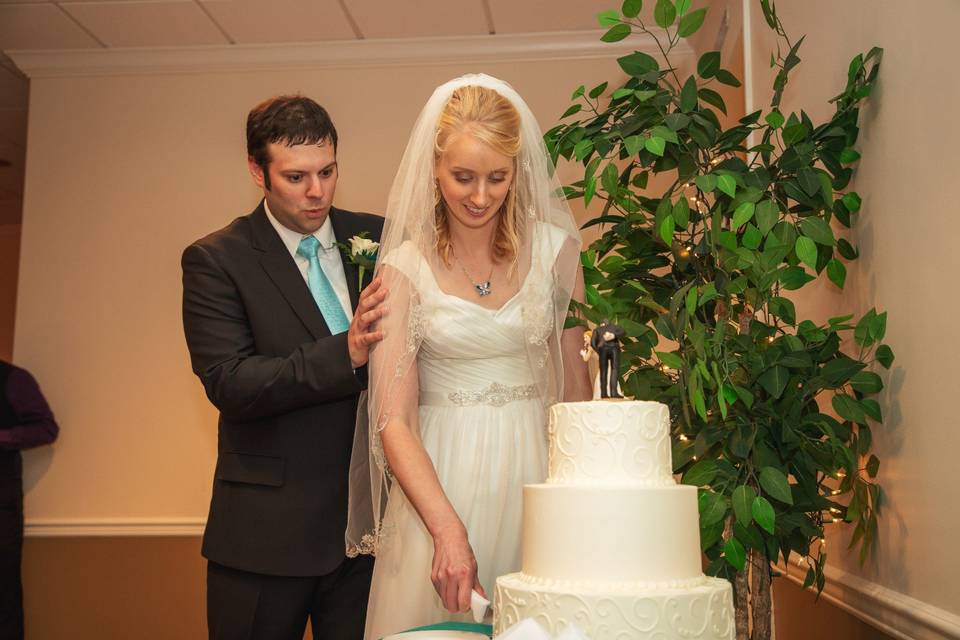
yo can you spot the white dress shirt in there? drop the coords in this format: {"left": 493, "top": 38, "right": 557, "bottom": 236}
{"left": 264, "top": 201, "right": 354, "bottom": 323}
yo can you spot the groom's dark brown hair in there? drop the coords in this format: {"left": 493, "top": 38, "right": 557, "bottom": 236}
{"left": 246, "top": 95, "right": 339, "bottom": 190}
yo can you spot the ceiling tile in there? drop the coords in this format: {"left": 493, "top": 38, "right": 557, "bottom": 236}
{"left": 488, "top": 0, "right": 656, "bottom": 33}
{"left": 344, "top": 0, "right": 489, "bottom": 39}
{"left": 60, "top": 1, "right": 230, "bottom": 47}
{"left": 0, "top": 3, "right": 101, "bottom": 50}
{"left": 199, "top": 0, "right": 355, "bottom": 44}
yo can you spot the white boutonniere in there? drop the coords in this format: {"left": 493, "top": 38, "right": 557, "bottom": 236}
{"left": 338, "top": 232, "right": 379, "bottom": 292}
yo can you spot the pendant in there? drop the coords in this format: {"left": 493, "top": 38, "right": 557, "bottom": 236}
{"left": 475, "top": 281, "right": 492, "bottom": 297}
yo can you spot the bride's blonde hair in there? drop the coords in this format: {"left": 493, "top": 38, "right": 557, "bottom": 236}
{"left": 434, "top": 85, "right": 523, "bottom": 267}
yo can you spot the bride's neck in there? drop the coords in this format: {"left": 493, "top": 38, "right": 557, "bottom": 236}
{"left": 448, "top": 222, "right": 496, "bottom": 262}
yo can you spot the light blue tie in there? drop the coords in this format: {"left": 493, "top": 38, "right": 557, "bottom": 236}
{"left": 296, "top": 235, "right": 350, "bottom": 334}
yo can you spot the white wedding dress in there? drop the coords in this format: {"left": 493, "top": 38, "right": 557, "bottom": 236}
{"left": 363, "top": 230, "right": 561, "bottom": 639}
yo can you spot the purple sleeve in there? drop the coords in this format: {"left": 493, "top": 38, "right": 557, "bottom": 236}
{"left": 0, "top": 367, "right": 60, "bottom": 450}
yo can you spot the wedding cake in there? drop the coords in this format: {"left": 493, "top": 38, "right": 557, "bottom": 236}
{"left": 494, "top": 400, "right": 735, "bottom": 639}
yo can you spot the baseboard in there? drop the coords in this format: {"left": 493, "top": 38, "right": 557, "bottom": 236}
{"left": 25, "top": 517, "right": 205, "bottom": 537}
{"left": 783, "top": 560, "right": 960, "bottom": 640}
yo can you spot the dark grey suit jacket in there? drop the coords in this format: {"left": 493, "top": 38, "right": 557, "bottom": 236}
{"left": 182, "top": 202, "right": 383, "bottom": 576}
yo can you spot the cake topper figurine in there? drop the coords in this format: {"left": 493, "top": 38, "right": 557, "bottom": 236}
{"left": 591, "top": 319, "right": 625, "bottom": 398}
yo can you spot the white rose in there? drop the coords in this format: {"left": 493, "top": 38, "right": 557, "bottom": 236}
{"left": 349, "top": 236, "right": 379, "bottom": 256}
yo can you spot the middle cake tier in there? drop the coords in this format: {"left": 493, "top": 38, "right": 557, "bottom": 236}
{"left": 522, "top": 484, "right": 703, "bottom": 584}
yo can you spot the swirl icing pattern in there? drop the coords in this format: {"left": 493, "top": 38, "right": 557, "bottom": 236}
{"left": 548, "top": 401, "right": 674, "bottom": 486}
{"left": 494, "top": 573, "right": 735, "bottom": 640}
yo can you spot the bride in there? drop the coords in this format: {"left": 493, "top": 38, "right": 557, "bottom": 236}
{"left": 346, "top": 74, "right": 591, "bottom": 638}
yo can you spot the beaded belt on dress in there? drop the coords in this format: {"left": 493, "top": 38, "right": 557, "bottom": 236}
{"left": 420, "top": 382, "right": 539, "bottom": 407}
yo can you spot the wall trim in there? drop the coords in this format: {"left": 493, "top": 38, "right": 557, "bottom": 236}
{"left": 783, "top": 560, "right": 960, "bottom": 640}
{"left": 6, "top": 30, "right": 692, "bottom": 79}
{"left": 25, "top": 517, "right": 205, "bottom": 537}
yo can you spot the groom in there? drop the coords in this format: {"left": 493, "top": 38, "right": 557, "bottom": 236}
{"left": 182, "top": 95, "right": 385, "bottom": 639}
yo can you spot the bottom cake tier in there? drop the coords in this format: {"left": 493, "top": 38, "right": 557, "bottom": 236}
{"left": 494, "top": 572, "right": 735, "bottom": 640}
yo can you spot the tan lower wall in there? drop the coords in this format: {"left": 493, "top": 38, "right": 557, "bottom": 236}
{"left": 23, "top": 537, "right": 891, "bottom": 640}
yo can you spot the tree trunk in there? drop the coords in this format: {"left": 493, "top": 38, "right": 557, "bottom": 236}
{"left": 749, "top": 550, "right": 772, "bottom": 640}
{"left": 734, "top": 560, "right": 750, "bottom": 640}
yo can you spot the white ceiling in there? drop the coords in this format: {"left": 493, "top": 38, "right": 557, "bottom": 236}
{"left": 0, "top": 0, "right": 668, "bottom": 224}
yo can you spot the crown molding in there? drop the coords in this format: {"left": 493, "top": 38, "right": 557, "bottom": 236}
{"left": 5, "top": 30, "right": 692, "bottom": 79}
{"left": 782, "top": 560, "right": 960, "bottom": 640}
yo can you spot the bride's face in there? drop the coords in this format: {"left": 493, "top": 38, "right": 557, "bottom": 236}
{"left": 436, "top": 132, "right": 514, "bottom": 233}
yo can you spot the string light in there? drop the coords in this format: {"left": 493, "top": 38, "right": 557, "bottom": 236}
{"left": 679, "top": 435, "right": 689, "bottom": 442}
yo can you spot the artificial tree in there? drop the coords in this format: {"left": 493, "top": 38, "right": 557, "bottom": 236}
{"left": 550, "top": 1, "right": 891, "bottom": 637}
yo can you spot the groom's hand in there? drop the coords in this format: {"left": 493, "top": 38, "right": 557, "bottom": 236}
{"left": 348, "top": 277, "right": 388, "bottom": 369}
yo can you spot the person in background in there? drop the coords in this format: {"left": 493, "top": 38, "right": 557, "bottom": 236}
{"left": 0, "top": 360, "right": 59, "bottom": 640}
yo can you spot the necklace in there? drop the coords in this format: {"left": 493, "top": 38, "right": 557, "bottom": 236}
{"left": 452, "top": 248, "right": 494, "bottom": 297}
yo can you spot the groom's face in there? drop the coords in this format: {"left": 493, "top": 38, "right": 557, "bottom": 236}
{"left": 248, "top": 139, "right": 338, "bottom": 234}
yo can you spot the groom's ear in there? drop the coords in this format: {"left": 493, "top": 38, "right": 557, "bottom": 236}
{"left": 247, "top": 155, "right": 267, "bottom": 190}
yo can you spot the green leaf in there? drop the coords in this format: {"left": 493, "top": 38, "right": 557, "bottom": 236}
{"left": 827, "top": 258, "right": 847, "bottom": 289}
{"left": 622, "top": 0, "right": 643, "bottom": 18}
{"left": 716, "top": 174, "right": 737, "bottom": 198}
{"left": 678, "top": 8, "right": 707, "bottom": 37}
{"left": 758, "top": 365, "right": 789, "bottom": 398}
{"left": 866, "top": 455, "right": 880, "bottom": 478}
{"left": 597, "top": 10, "right": 620, "bottom": 27}
{"left": 695, "top": 174, "right": 717, "bottom": 193}
{"left": 742, "top": 224, "right": 762, "bottom": 250}
{"left": 617, "top": 52, "right": 660, "bottom": 76}
{"left": 759, "top": 467, "right": 793, "bottom": 505}
{"left": 840, "top": 147, "right": 861, "bottom": 164}
{"left": 624, "top": 134, "right": 643, "bottom": 157}
{"left": 870, "top": 312, "right": 887, "bottom": 341}
{"left": 724, "top": 537, "right": 747, "bottom": 571}
{"left": 732, "top": 485, "right": 756, "bottom": 525}
{"left": 823, "top": 356, "right": 867, "bottom": 385}
{"left": 573, "top": 139, "right": 594, "bottom": 162}
{"left": 683, "top": 458, "right": 718, "bottom": 486}
{"left": 837, "top": 238, "right": 859, "bottom": 260}
{"left": 851, "top": 371, "right": 883, "bottom": 394}
{"left": 680, "top": 76, "right": 699, "bottom": 112}
{"left": 795, "top": 236, "right": 818, "bottom": 270}
{"left": 612, "top": 87, "right": 634, "bottom": 100}
{"left": 780, "top": 267, "right": 815, "bottom": 291}
{"left": 875, "top": 345, "right": 895, "bottom": 369}
{"left": 861, "top": 398, "right": 883, "bottom": 422}
{"left": 732, "top": 202, "right": 755, "bottom": 229}
{"left": 833, "top": 394, "right": 866, "bottom": 424}
{"left": 656, "top": 353, "right": 684, "bottom": 374}
{"left": 601, "top": 24, "right": 632, "bottom": 42}
{"left": 560, "top": 103, "right": 582, "bottom": 119}
{"left": 588, "top": 81, "right": 609, "bottom": 99}
{"left": 645, "top": 135, "right": 666, "bottom": 156}
{"left": 697, "top": 51, "right": 721, "bottom": 78}
{"left": 755, "top": 199, "right": 779, "bottom": 235}
{"left": 698, "top": 88, "right": 727, "bottom": 114}
{"left": 654, "top": 0, "right": 677, "bottom": 28}
{"left": 570, "top": 85, "right": 585, "bottom": 100}
{"left": 700, "top": 491, "right": 729, "bottom": 526}
{"left": 752, "top": 496, "right": 776, "bottom": 534}
{"left": 673, "top": 197, "right": 690, "bottom": 227}
{"left": 799, "top": 217, "right": 835, "bottom": 246}
{"left": 765, "top": 110, "right": 785, "bottom": 129}
{"left": 675, "top": 0, "right": 691, "bottom": 15}
{"left": 659, "top": 213, "right": 675, "bottom": 245}
{"left": 842, "top": 191, "right": 862, "bottom": 212}
{"left": 715, "top": 69, "right": 742, "bottom": 87}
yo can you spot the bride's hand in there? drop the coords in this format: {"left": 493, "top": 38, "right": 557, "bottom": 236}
{"left": 431, "top": 524, "right": 484, "bottom": 613}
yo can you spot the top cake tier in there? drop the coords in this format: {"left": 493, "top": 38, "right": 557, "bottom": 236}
{"left": 547, "top": 400, "right": 675, "bottom": 487}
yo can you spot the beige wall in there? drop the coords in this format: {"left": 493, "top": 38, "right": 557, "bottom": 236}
{"left": 748, "top": 0, "right": 960, "bottom": 632}
{"left": 12, "top": 57, "right": 630, "bottom": 522}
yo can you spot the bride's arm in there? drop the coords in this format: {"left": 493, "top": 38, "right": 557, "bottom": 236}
{"left": 381, "top": 398, "right": 485, "bottom": 613}
{"left": 562, "top": 260, "right": 593, "bottom": 402}
{"left": 371, "top": 263, "right": 484, "bottom": 614}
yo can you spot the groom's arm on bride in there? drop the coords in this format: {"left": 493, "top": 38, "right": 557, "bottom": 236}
{"left": 561, "top": 247, "right": 593, "bottom": 402}
{"left": 181, "top": 242, "right": 388, "bottom": 422}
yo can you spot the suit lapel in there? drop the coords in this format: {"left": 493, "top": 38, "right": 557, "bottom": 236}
{"left": 329, "top": 208, "right": 362, "bottom": 312}
{"left": 249, "top": 203, "right": 331, "bottom": 340}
